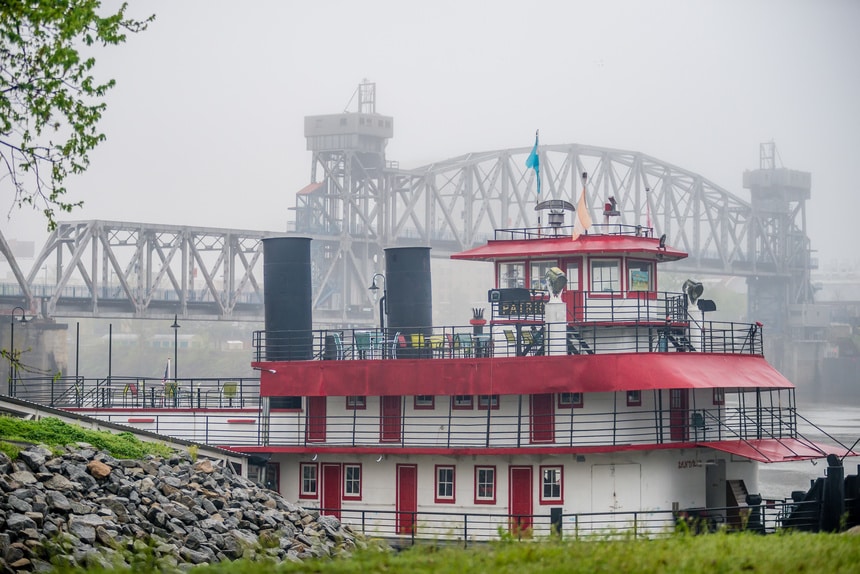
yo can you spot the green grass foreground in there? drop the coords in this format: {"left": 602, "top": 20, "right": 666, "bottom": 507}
{"left": 185, "top": 532, "right": 860, "bottom": 574}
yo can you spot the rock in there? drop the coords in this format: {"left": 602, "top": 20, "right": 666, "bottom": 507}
{"left": 87, "top": 460, "right": 112, "bottom": 480}
{"left": 6, "top": 513, "right": 37, "bottom": 532}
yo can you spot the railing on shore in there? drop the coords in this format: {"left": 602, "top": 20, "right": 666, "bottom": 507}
{"left": 6, "top": 376, "right": 261, "bottom": 410}
{"left": 312, "top": 499, "right": 826, "bottom": 546}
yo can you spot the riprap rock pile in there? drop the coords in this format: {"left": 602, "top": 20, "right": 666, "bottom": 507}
{"left": 0, "top": 444, "right": 362, "bottom": 572}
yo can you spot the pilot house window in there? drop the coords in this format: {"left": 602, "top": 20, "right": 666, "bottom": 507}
{"left": 499, "top": 262, "right": 525, "bottom": 289}
{"left": 590, "top": 259, "right": 620, "bottom": 292}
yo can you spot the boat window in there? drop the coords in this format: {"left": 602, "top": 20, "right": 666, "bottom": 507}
{"left": 627, "top": 390, "right": 642, "bottom": 407}
{"left": 498, "top": 262, "right": 525, "bottom": 288}
{"left": 346, "top": 396, "right": 366, "bottom": 410}
{"left": 565, "top": 261, "right": 580, "bottom": 291}
{"left": 343, "top": 464, "right": 362, "bottom": 500}
{"left": 435, "top": 465, "right": 456, "bottom": 503}
{"left": 590, "top": 259, "right": 620, "bottom": 292}
{"left": 475, "top": 466, "right": 496, "bottom": 504}
{"left": 540, "top": 466, "right": 563, "bottom": 503}
{"left": 478, "top": 394, "right": 500, "bottom": 410}
{"left": 558, "top": 392, "right": 583, "bottom": 408}
{"left": 628, "top": 260, "right": 653, "bottom": 291}
{"left": 713, "top": 388, "right": 725, "bottom": 405}
{"left": 414, "top": 395, "right": 435, "bottom": 409}
{"left": 452, "top": 395, "right": 474, "bottom": 409}
{"left": 530, "top": 260, "right": 557, "bottom": 290}
{"left": 299, "top": 462, "right": 318, "bottom": 499}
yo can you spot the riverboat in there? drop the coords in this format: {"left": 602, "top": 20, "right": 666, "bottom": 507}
{"left": 239, "top": 196, "right": 854, "bottom": 537}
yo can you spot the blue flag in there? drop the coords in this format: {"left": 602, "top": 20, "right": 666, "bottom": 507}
{"left": 525, "top": 130, "right": 540, "bottom": 195}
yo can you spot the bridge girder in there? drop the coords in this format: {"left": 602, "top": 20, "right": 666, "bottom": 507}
{"left": 1, "top": 144, "right": 813, "bottom": 334}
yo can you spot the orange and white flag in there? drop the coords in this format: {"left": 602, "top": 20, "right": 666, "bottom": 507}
{"left": 572, "top": 186, "right": 593, "bottom": 240}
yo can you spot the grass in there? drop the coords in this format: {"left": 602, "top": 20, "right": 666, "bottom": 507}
{"left": 0, "top": 415, "right": 174, "bottom": 459}
{"left": 186, "top": 532, "right": 859, "bottom": 574}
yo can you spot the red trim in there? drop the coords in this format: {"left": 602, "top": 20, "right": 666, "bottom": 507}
{"left": 256, "top": 354, "right": 789, "bottom": 399}
{"left": 342, "top": 463, "right": 362, "bottom": 501}
{"left": 434, "top": 464, "right": 456, "bottom": 504}
{"left": 474, "top": 465, "right": 497, "bottom": 504}
{"left": 539, "top": 465, "right": 564, "bottom": 505}
{"left": 226, "top": 418, "right": 256, "bottom": 424}
{"left": 298, "top": 462, "right": 318, "bottom": 499}
{"left": 452, "top": 235, "right": 686, "bottom": 262}
{"left": 127, "top": 417, "right": 154, "bottom": 423}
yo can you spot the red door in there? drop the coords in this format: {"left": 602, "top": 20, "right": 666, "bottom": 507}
{"left": 561, "top": 258, "right": 583, "bottom": 322}
{"left": 321, "top": 463, "right": 341, "bottom": 519}
{"left": 530, "top": 394, "right": 554, "bottom": 443}
{"left": 509, "top": 466, "right": 533, "bottom": 535}
{"left": 396, "top": 464, "right": 417, "bottom": 534}
{"left": 670, "top": 389, "right": 689, "bottom": 441}
{"left": 380, "top": 396, "right": 402, "bottom": 443}
{"left": 306, "top": 396, "right": 326, "bottom": 443}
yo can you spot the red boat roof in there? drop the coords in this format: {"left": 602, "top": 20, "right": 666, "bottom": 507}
{"left": 256, "top": 353, "right": 791, "bottom": 398}
{"left": 701, "top": 438, "right": 857, "bottom": 463}
{"left": 451, "top": 234, "right": 687, "bottom": 262}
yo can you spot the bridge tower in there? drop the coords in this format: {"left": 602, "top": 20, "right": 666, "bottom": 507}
{"left": 743, "top": 142, "right": 816, "bottom": 372}
{"left": 297, "top": 82, "right": 395, "bottom": 326}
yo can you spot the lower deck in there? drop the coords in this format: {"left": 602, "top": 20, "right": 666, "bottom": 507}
{"left": 250, "top": 448, "right": 759, "bottom": 539}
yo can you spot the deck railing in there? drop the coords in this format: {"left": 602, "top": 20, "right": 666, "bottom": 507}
{"left": 311, "top": 499, "right": 823, "bottom": 546}
{"left": 6, "top": 376, "right": 261, "bottom": 410}
{"left": 28, "top": 400, "right": 799, "bottom": 449}
{"left": 253, "top": 312, "right": 763, "bottom": 363}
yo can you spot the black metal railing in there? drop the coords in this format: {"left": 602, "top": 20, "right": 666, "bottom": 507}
{"left": 5, "top": 376, "right": 261, "bottom": 410}
{"left": 32, "top": 402, "right": 799, "bottom": 449}
{"left": 253, "top": 309, "right": 763, "bottom": 363}
{"left": 493, "top": 223, "right": 653, "bottom": 241}
{"left": 308, "top": 499, "right": 824, "bottom": 546}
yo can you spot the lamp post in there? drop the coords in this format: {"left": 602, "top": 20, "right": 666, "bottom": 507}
{"left": 368, "top": 273, "right": 387, "bottom": 330}
{"left": 170, "top": 315, "right": 180, "bottom": 384}
{"left": 8, "top": 306, "right": 28, "bottom": 395}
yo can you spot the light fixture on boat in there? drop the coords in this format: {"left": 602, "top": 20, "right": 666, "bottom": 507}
{"left": 376, "top": 454, "right": 385, "bottom": 463}
{"left": 545, "top": 267, "right": 567, "bottom": 297}
{"left": 312, "top": 453, "right": 318, "bottom": 461}
{"left": 682, "top": 279, "right": 704, "bottom": 304}
{"left": 658, "top": 234, "right": 667, "bottom": 250}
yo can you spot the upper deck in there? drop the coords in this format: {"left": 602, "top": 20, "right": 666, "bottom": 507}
{"left": 254, "top": 222, "right": 777, "bottom": 397}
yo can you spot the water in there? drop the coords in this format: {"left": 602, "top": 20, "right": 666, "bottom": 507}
{"left": 758, "top": 401, "right": 860, "bottom": 499}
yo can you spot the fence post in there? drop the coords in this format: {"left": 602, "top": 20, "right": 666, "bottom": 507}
{"left": 463, "top": 514, "right": 468, "bottom": 548}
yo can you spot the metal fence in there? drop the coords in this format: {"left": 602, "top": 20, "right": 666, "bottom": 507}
{"left": 314, "top": 499, "right": 825, "bottom": 547}
{"left": 6, "top": 376, "right": 261, "bottom": 410}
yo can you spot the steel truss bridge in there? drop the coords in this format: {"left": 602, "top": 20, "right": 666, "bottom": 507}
{"left": 1, "top": 141, "right": 812, "bottom": 336}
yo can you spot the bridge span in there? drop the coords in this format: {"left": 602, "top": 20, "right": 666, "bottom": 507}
{"left": 2, "top": 84, "right": 813, "bottom": 347}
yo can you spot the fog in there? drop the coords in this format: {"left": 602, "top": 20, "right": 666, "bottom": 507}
{"left": 4, "top": 0, "right": 859, "bottom": 266}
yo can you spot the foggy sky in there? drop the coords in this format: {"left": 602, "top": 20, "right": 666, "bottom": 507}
{"left": 4, "top": 0, "right": 859, "bottom": 268}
